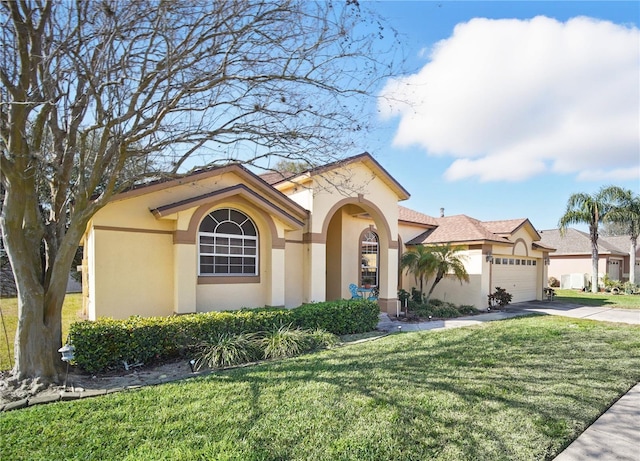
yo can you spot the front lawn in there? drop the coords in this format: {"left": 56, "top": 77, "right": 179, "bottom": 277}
{"left": 2, "top": 315, "right": 639, "bottom": 461}
{"left": 554, "top": 289, "right": 640, "bottom": 309}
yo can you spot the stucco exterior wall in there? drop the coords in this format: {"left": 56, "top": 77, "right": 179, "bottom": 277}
{"left": 92, "top": 228, "right": 174, "bottom": 319}
{"left": 284, "top": 237, "right": 304, "bottom": 308}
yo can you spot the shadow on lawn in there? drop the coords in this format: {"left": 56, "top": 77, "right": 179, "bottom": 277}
{"left": 553, "top": 295, "right": 616, "bottom": 307}
{"left": 213, "top": 316, "right": 640, "bottom": 460}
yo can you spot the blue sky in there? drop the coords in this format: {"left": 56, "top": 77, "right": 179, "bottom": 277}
{"left": 361, "top": 1, "right": 639, "bottom": 231}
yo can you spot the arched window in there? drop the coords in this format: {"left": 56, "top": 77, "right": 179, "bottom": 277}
{"left": 360, "top": 229, "right": 379, "bottom": 286}
{"left": 198, "top": 209, "right": 258, "bottom": 276}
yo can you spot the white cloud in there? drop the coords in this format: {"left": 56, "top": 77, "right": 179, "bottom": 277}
{"left": 378, "top": 16, "right": 640, "bottom": 182}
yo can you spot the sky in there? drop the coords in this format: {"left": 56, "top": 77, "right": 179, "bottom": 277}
{"left": 360, "top": 0, "right": 639, "bottom": 231}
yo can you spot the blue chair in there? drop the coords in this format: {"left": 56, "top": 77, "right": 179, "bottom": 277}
{"left": 349, "top": 283, "right": 363, "bottom": 299}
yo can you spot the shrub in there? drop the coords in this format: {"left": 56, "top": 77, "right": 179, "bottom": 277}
{"left": 457, "top": 304, "right": 479, "bottom": 316}
{"left": 259, "top": 324, "right": 310, "bottom": 359}
{"left": 410, "top": 287, "right": 423, "bottom": 303}
{"left": 307, "top": 328, "right": 340, "bottom": 350}
{"left": 623, "top": 282, "right": 638, "bottom": 294}
{"left": 290, "top": 299, "right": 379, "bottom": 335}
{"left": 431, "top": 303, "right": 461, "bottom": 319}
{"left": 488, "top": 287, "right": 513, "bottom": 308}
{"left": 194, "top": 332, "right": 260, "bottom": 370}
{"left": 69, "top": 299, "right": 377, "bottom": 373}
{"left": 548, "top": 276, "right": 560, "bottom": 288}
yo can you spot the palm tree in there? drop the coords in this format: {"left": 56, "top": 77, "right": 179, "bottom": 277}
{"left": 605, "top": 189, "right": 640, "bottom": 285}
{"left": 400, "top": 244, "right": 469, "bottom": 303}
{"left": 558, "top": 186, "right": 625, "bottom": 293}
{"left": 400, "top": 245, "right": 434, "bottom": 296}
{"left": 423, "top": 244, "right": 469, "bottom": 303}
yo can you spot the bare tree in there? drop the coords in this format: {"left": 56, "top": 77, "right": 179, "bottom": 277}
{"left": 0, "top": 0, "right": 398, "bottom": 382}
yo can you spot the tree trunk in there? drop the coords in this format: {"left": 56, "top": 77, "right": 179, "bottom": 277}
{"left": 12, "top": 280, "right": 63, "bottom": 382}
{"left": 590, "top": 225, "right": 599, "bottom": 293}
{"left": 630, "top": 237, "right": 637, "bottom": 285}
{"left": 1, "top": 178, "right": 76, "bottom": 383}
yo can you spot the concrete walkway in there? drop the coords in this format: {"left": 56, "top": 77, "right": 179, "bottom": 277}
{"left": 378, "top": 301, "right": 640, "bottom": 461}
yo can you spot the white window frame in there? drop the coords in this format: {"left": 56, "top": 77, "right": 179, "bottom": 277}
{"left": 198, "top": 209, "right": 259, "bottom": 276}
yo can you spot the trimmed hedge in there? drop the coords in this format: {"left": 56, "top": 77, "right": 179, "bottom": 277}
{"left": 69, "top": 299, "right": 378, "bottom": 373}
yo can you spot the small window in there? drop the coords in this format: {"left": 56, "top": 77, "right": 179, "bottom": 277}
{"left": 502, "top": 258, "right": 508, "bottom": 265}
{"left": 495, "top": 258, "right": 502, "bottom": 264}
{"left": 532, "top": 260, "right": 536, "bottom": 266}
{"left": 516, "top": 259, "right": 521, "bottom": 265}
{"left": 509, "top": 259, "right": 515, "bottom": 265}
{"left": 527, "top": 260, "right": 532, "bottom": 266}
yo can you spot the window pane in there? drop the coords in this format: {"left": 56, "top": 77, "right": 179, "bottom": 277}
{"left": 200, "top": 256, "right": 214, "bottom": 265}
{"left": 200, "top": 245, "right": 214, "bottom": 253}
{"left": 201, "top": 265, "right": 214, "bottom": 274}
{"left": 245, "top": 247, "right": 256, "bottom": 255}
{"left": 230, "top": 238, "right": 242, "bottom": 247}
{"left": 215, "top": 245, "right": 229, "bottom": 254}
{"left": 199, "top": 215, "right": 216, "bottom": 233}
{"left": 211, "top": 209, "right": 228, "bottom": 223}
{"left": 229, "top": 209, "right": 246, "bottom": 225}
{"left": 242, "top": 221, "right": 257, "bottom": 236}
{"left": 217, "top": 222, "right": 240, "bottom": 235}
{"left": 230, "top": 266, "right": 242, "bottom": 274}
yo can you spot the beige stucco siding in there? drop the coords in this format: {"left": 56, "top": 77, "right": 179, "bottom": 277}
{"left": 92, "top": 228, "right": 174, "bottom": 319}
{"left": 284, "top": 237, "right": 304, "bottom": 307}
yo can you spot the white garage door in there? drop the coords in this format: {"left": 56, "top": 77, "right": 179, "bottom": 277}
{"left": 492, "top": 257, "right": 539, "bottom": 303}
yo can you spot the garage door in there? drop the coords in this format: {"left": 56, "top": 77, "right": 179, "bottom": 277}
{"left": 492, "top": 257, "right": 539, "bottom": 303}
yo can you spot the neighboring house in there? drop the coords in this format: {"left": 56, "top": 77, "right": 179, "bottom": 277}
{"left": 80, "top": 153, "right": 554, "bottom": 319}
{"left": 400, "top": 211, "right": 554, "bottom": 305}
{"left": 539, "top": 228, "right": 640, "bottom": 288}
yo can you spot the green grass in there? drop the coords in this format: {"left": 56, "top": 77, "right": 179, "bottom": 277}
{"left": 2, "top": 315, "right": 639, "bottom": 461}
{"left": 554, "top": 288, "right": 640, "bottom": 309}
{"left": 0, "top": 293, "right": 83, "bottom": 370}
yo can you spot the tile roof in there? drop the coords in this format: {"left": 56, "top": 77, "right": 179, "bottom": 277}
{"left": 406, "top": 214, "right": 512, "bottom": 245}
{"left": 538, "top": 229, "right": 629, "bottom": 256}
{"left": 483, "top": 218, "right": 529, "bottom": 235}
{"left": 258, "top": 171, "right": 296, "bottom": 185}
{"left": 398, "top": 205, "right": 438, "bottom": 227}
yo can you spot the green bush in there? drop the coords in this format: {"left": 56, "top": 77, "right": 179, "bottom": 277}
{"left": 431, "top": 304, "right": 462, "bottom": 318}
{"left": 259, "top": 324, "right": 310, "bottom": 359}
{"left": 194, "top": 332, "right": 261, "bottom": 370}
{"left": 408, "top": 300, "right": 479, "bottom": 319}
{"left": 69, "top": 299, "right": 377, "bottom": 373}
{"left": 290, "top": 299, "right": 379, "bottom": 335}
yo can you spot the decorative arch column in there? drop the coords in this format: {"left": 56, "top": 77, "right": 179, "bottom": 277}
{"left": 308, "top": 196, "right": 399, "bottom": 314}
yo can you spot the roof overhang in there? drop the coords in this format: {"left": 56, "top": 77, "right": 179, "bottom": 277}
{"left": 150, "top": 184, "right": 307, "bottom": 229}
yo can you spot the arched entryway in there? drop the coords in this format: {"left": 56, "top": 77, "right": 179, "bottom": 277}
{"left": 322, "top": 198, "right": 396, "bottom": 304}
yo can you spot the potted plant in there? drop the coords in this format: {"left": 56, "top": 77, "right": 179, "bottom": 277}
{"left": 362, "top": 277, "right": 374, "bottom": 288}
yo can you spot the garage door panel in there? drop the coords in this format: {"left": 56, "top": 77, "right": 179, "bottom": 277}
{"left": 493, "top": 259, "right": 538, "bottom": 302}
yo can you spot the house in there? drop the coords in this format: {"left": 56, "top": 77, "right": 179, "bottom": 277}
{"left": 539, "top": 228, "right": 640, "bottom": 288}
{"left": 400, "top": 210, "right": 554, "bottom": 306}
{"left": 80, "top": 153, "right": 554, "bottom": 320}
